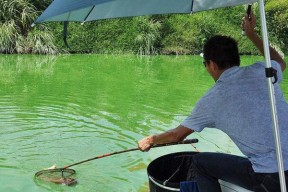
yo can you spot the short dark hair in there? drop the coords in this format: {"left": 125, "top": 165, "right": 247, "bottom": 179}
{"left": 203, "top": 35, "right": 240, "bottom": 70}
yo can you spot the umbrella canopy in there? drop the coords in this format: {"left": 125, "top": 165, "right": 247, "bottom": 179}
{"left": 33, "top": 0, "right": 257, "bottom": 24}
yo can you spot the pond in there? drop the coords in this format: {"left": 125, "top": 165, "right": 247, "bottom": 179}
{"left": 0, "top": 54, "right": 287, "bottom": 192}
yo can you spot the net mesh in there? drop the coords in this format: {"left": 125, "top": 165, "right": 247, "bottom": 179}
{"left": 35, "top": 168, "right": 77, "bottom": 185}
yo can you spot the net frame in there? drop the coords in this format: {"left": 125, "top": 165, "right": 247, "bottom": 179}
{"left": 35, "top": 168, "right": 77, "bottom": 185}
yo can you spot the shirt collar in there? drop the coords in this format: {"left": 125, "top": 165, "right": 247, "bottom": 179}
{"left": 217, "top": 66, "right": 240, "bottom": 82}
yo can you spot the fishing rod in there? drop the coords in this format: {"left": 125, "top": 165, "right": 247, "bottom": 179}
{"left": 64, "top": 138, "right": 198, "bottom": 169}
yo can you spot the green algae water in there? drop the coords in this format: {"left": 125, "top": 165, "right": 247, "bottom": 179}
{"left": 0, "top": 54, "right": 287, "bottom": 192}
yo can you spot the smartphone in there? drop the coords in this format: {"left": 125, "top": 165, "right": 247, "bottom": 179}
{"left": 247, "top": 4, "right": 252, "bottom": 21}
{"left": 242, "top": 4, "right": 252, "bottom": 35}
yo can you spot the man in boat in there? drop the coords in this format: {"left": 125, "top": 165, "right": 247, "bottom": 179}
{"left": 138, "top": 12, "right": 288, "bottom": 192}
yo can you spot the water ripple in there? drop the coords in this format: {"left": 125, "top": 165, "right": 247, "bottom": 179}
{"left": 1, "top": 55, "right": 286, "bottom": 192}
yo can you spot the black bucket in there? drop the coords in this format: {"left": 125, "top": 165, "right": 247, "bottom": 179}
{"left": 147, "top": 152, "right": 198, "bottom": 192}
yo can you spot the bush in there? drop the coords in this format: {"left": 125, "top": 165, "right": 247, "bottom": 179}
{"left": 1, "top": 0, "right": 287, "bottom": 55}
{"left": 0, "top": 0, "right": 57, "bottom": 54}
{"left": 266, "top": 0, "right": 288, "bottom": 54}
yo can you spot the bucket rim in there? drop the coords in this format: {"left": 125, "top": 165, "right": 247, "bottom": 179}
{"left": 147, "top": 152, "right": 198, "bottom": 168}
{"left": 148, "top": 176, "right": 180, "bottom": 191}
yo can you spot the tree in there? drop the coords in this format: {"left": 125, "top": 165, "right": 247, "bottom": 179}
{"left": 0, "top": 0, "right": 57, "bottom": 54}
{"left": 28, "top": 0, "right": 52, "bottom": 11}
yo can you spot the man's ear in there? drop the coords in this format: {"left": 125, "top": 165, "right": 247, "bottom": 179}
{"left": 210, "top": 60, "right": 219, "bottom": 72}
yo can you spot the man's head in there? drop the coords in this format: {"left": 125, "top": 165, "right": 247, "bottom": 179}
{"left": 203, "top": 35, "right": 240, "bottom": 70}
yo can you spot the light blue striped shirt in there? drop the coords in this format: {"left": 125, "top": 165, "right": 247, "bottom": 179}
{"left": 182, "top": 61, "right": 288, "bottom": 173}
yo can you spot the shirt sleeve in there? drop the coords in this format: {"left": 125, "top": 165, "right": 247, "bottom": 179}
{"left": 181, "top": 96, "right": 215, "bottom": 132}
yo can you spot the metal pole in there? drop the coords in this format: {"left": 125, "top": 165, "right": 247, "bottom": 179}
{"left": 258, "top": 0, "right": 286, "bottom": 191}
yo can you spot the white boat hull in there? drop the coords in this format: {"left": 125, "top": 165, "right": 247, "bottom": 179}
{"left": 220, "top": 180, "right": 253, "bottom": 192}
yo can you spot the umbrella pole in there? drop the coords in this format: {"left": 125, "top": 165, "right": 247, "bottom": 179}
{"left": 258, "top": 0, "right": 287, "bottom": 191}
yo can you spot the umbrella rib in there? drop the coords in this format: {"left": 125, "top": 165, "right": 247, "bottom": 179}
{"left": 67, "top": 11, "right": 71, "bottom": 21}
{"left": 190, "top": 0, "right": 194, "bottom": 13}
{"left": 83, "top": 6, "right": 95, "bottom": 23}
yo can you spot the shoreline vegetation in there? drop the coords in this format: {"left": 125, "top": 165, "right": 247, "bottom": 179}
{"left": 0, "top": 0, "right": 287, "bottom": 56}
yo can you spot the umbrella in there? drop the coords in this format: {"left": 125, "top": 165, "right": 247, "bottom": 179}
{"left": 33, "top": 0, "right": 257, "bottom": 24}
{"left": 32, "top": 0, "right": 286, "bottom": 191}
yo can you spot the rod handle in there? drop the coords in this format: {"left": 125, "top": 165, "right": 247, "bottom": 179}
{"left": 152, "top": 139, "right": 198, "bottom": 148}
{"left": 182, "top": 138, "right": 199, "bottom": 144}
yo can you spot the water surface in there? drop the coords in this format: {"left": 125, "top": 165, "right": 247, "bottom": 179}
{"left": 0, "top": 54, "right": 287, "bottom": 192}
